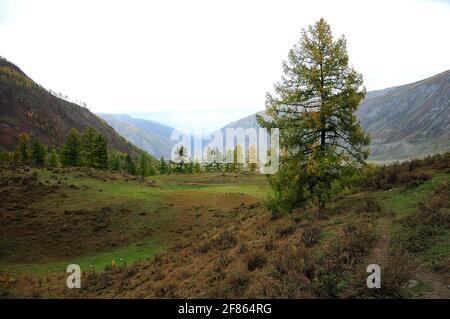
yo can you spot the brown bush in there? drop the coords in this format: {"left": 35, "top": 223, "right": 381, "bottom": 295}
{"left": 245, "top": 251, "right": 267, "bottom": 271}
{"left": 300, "top": 225, "right": 321, "bottom": 247}
{"left": 198, "top": 230, "right": 237, "bottom": 253}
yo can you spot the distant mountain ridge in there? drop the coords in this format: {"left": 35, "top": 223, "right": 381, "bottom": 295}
{"left": 0, "top": 57, "right": 144, "bottom": 157}
{"left": 98, "top": 113, "right": 176, "bottom": 159}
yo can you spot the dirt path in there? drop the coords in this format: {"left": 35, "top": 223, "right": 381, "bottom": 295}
{"left": 415, "top": 264, "right": 450, "bottom": 298}
{"left": 368, "top": 218, "right": 450, "bottom": 298}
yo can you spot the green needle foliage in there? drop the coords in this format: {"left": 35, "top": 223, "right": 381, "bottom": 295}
{"left": 61, "top": 128, "right": 81, "bottom": 166}
{"left": 258, "top": 18, "right": 370, "bottom": 217}
{"left": 31, "top": 140, "right": 46, "bottom": 166}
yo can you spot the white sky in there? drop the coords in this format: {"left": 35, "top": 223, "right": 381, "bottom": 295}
{"left": 1, "top": 0, "right": 449, "bottom": 132}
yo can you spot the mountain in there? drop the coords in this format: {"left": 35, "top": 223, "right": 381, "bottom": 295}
{"left": 0, "top": 57, "right": 143, "bottom": 157}
{"left": 216, "top": 70, "right": 450, "bottom": 161}
{"left": 98, "top": 113, "right": 176, "bottom": 159}
{"left": 356, "top": 70, "right": 450, "bottom": 160}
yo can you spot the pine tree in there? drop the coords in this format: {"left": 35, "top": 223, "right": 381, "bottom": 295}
{"left": 92, "top": 133, "right": 108, "bottom": 169}
{"left": 187, "top": 161, "right": 194, "bottom": 174}
{"left": 31, "top": 140, "right": 46, "bottom": 166}
{"left": 109, "top": 151, "right": 121, "bottom": 171}
{"left": 62, "top": 128, "right": 81, "bottom": 166}
{"left": 16, "top": 133, "right": 31, "bottom": 164}
{"left": 125, "top": 154, "right": 136, "bottom": 175}
{"left": 81, "top": 127, "right": 96, "bottom": 167}
{"left": 139, "top": 153, "right": 148, "bottom": 178}
{"left": 159, "top": 157, "right": 167, "bottom": 174}
{"left": 257, "top": 18, "right": 370, "bottom": 216}
{"left": 48, "top": 148, "right": 60, "bottom": 168}
{"left": 194, "top": 159, "right": 201, "bottom": 174}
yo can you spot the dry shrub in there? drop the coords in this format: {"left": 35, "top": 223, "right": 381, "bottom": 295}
{"left": 267, "top": 244, "right": 316, "bottom": 298}
{"left": 327, "top": 222, "right": 376, "bottom": 269}
{"left": 300, "top": 225, "right": 321, "bottom": 247}
{"left": 276, "top": 224, "right": 297, "bottom": 238}
{"left": 154, "top": 283, "right": 177, "bottom": 298}
{"left": 223, "top": 266, "right": 250, "bottom": 298}
{"left": 348, "top": 254, "right": 413, "bottom": 298}
{"left": 245, "top": 251, "right": 267, "bottom": 272}
{"left": 356, "top": 153, "right": 450, "bottom": 191}
{"left": 354, "top": 198, "right": 382, "bottom": 214}
{"left": 198, "top": 230, "right": 237, "bottom": 253}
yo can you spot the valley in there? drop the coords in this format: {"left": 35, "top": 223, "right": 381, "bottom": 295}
{"left": 1, "top": 155, "right": 449, "bottom": 298}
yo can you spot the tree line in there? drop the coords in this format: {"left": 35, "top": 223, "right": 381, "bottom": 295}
{"left": 0, "top": 128, "right": 262, "bottom": 176}
{"left": 0, "top": 128, "right": 159, "bottom": 177}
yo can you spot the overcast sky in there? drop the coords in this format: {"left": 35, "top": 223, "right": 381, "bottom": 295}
{"left": 1, "top": 0, "right": 449, "bottom": 132}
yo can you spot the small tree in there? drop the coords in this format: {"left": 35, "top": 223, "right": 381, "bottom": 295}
{"left": 81, "top": 127, "right": 97, "bottom": 167}
{"left": 187, "top": 161, "right": 194, "bottom": 174}
{"left": 159, "top": 157, "right": 167, "bottom": 174}
{"left": 247, "top": 144, "right": 259, "bottom": 173}
{"left": 125, "top": 154, "right": 136, "bottom": 175}
{"left": 62, "top": 128, "right": 81, "bottom": 166}
{"left": 233, "top": 145, "right": 243, "bottom": 172}
{"left": 48, "top": 148, "right": 60, "bottom": 168}
{"left": 92, "top": 133, "right": 108, "bottom": 169}
{"left": 139, "top": 153, "right": 148, "bottom": 178}
{"left": 194, "top": 159, "right": 202, "bottom": 174}
{"left": 31, "top": 140, "right": 46, "bottom": 166}
{"left": 16, "top": 133, "right": 31, "bottom": 164}
{"left": 109, "top": 151, "right": 121, "bottom": 171}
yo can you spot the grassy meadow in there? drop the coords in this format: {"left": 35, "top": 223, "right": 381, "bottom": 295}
{"left": 0, "top": 156, "right": 449, "bottom": 298}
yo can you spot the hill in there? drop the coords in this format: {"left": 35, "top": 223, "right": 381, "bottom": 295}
{"left": 98, "top": 113, "right": 176, "bottom": 159}
{"left": 0, "top": 57, "right": 142, "bottom": 157}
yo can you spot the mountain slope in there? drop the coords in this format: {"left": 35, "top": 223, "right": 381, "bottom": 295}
{"left": 217, "top": 70, "right": 450, "bottom": 161}
{"left": 98, "top": 113, "right": 176, "bottom": 159}
{"left": 356, "top": 70, "right": 450, "bottom": 160}
{"left": 0, "top": 57, "right": 143, "bottom": 157}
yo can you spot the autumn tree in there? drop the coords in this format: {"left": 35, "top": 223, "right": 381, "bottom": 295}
{"left": 61, "top": 128, "right": 81, "bottom": 166}
{"left": 247, "top": 144, "right": 259, "bottom": 173}
{"left": 257, "top": 18, "right": 370, "bottom": 217}
{"left": 232, "top": 145, "right": 244, "bottom": 172}
{"left": 16, "top": 133, "right": 31, "bottom": 164}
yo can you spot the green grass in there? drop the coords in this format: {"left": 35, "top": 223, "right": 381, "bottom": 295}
{"left": 0, "top": 240, "right": 165, "bottom": 275}
{"left": 0, "top": 170, "right": 271, "bottom": 275}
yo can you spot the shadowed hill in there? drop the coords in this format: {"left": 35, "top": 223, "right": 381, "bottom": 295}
{"left": 0, "top": 57, "right": 143, "bottom": 157}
